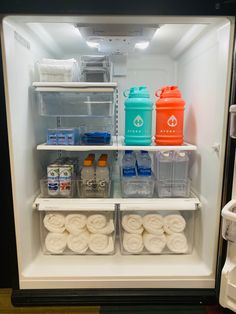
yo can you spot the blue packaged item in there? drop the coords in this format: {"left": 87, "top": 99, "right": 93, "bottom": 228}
{"left": 81, "top": 131, "right": 111, "bottom": 145}
{"left": 122, "top": 151, "right": 136, "bottom": 177}
{"left": 47, "top": 128, "right": 79, "bottom": 145}
{"left": 136, "top": 150, "right": 152, "bottom": 176}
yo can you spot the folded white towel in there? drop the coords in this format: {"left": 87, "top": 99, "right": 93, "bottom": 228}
{"left": 43, "top": 213, "right": 65, "bottom": 233}
{"left": 41, "top": 58, "right": 76, "bottom": 64}
{"left": 163, "top": 214, "right": 186, "bottom": 234}
{"left": 89, "top": 233, "right": 114, "bottom": 254}
{"left": 87, "top": 214, "right": 114, "bottom": 235}
{"left": 166, "top": 232, "right": 188, "bottom": 253}
{"left": 123, "top": 232, "right": 144, "bottom": 253}
{"left": 67, "top": 231, "right": 90, "bottom": 254}
{"left": 39, "top": 64, "right": 73, "bottom": 75}
{"left": 45, "top": 231, "right": 68, "bottom": 254}
{"left": 122, "top": 214, "right": 144, "bottom": 234}
{"left": 143, "top": 214, "right": 164, "bottom": 235}
{"left": 65, "top": 214, "right": 87, "bottom": 235}
{"left": 143, "top": 232, "right": 166, "bottom": 253}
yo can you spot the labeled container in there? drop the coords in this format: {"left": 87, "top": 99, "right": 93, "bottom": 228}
{"left": 40, "top": 209, "right": 116, "bottom": 255}
{"left": 155, "top": 86, "right": 185, "bottom": 146}
{"left": 119, "top": 208, "right": 194, "bottom": 255}
{"left": 124, "top": 86, "right": 153, "bottom": 146}
{"left": 40, "top": 178, "right": 77, "bottom": 198}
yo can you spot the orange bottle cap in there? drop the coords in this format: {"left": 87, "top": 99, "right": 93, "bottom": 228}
{"left": 83, "top": 159, "right": 93, "bottom": 166}
{"left": 97, "top": 159, "right": 107, "bottom": 167}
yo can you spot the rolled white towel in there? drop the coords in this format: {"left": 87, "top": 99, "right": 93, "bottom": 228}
{"left": 65, "top": 214, "right": 87, "bottom": 235}
{"left": 45, "top": 231, "right": 68, "bottom": 254}
{"left": 89, "top": 233, "right": 114, "bottom": 254}
{"left": 67, "top": 231, "right": 90, "bottom": 254}
{"left": 122, "top": 214, "right": 144, "bottom": 234}
{"left": 143, "top": 232, "right": 166, "bottom": 253}
{"left": 143, "top": 214, "right": 164, "bottom": 235}
{"left": 163, "top": 214, "right": 186, "bottom": 234}
{"left": 87, "top": 214, "right": 114, "bottom": 235}
{"left": 123, "top": 232, "right": 143, "bottom": 253}
{"left": 166, "top": 232, "right": 188, "bottom": 253}
{"left": 43, "top": 213, "right": 65, "bottom": 233}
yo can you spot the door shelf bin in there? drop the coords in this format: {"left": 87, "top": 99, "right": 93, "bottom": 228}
{"left": 119, "top": 208, "right": 195, "bottom": 255}
{"left": 36, "top": 90, "right": 114, "bottom": 117}
{"left": 156, "top": 179, "right": 191, "bottom": 198}
{"left": 121, "top": 175, "right": 155, "bottom": 198}
{"left": 77, "top": 179, "right": 111, "bottom": 198}
{"left": 40, "top": 210, "right": 116, "bottom": 255}
{"left": 40, "top": 178, "right": 77, "bottom": 198}
{"left": 222, "top": 200, "right": 236, "bottom": 243}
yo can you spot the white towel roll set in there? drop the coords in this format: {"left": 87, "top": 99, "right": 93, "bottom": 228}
{"left": 121, "top": 212, "right": 188, "bottom": 254}
{"left": 43, "top": 212, "right": 115, "bottom": 255}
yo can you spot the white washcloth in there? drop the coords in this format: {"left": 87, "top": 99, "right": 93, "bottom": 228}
{"left": 143, "top": 232, "right": 166, "bottom": 253}
{"left": 43, "top": 213, "right": 65, "bottom": 233}
{"left": 45, "top": 231, "right": 68, "bottom": 254}
{"left": 41, "top": 58, "right": 76, "bottom": 64}
{"left": 163, "top": 214, "right": 186, "bottom": 234}
{"left": 166, "top": 232, "right": 188, "bottom": 253}
{"left": 122, "top": 214, "right": 144, "bottom": 234}
{"left": 89, "top": 233, "right": 114, "bottom": 254}
{"left": 123, "top": 232, "right": 144, "bottom": 253}
{"left": 143, "top": 214, "right": 164, "bottom": 235}
{"left": 65, "top": 214, "right": 87, "bottom": 235}
{"left": 67, "top": 231, "right": 90, "bottom": 254}
{"left": 39, "top": 64, "right": 73, "bottom": 75}
{"left": 87, "top": 214, "right": 114, "bottom": 235}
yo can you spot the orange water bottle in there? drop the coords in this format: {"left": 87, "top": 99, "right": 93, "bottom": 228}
{"left": 155, "top": 86, "right": 185, "bottom": 146}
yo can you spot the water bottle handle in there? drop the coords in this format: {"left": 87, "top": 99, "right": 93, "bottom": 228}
{"left": 155, "top": 89, "right": 162, "bottom": 97}
{"left": 123, "top": 89, "right": 130, "bottom": 97}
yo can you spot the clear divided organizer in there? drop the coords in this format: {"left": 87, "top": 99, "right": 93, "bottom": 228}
{"left": 119, "top": 205, "right": 195, "bottom": 255}
{"left": 40, "top": 207, "right": 116, "bottom": 255}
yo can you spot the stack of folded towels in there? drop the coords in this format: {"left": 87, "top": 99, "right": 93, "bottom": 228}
{"left": 121, "top": 212, "right": 188, "bottom": 254}
{"left": 43, "top": 212, "right": 114, "bottom": 254}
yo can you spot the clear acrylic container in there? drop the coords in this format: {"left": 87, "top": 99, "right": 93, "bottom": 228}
{"left": 79, "top": 125, "right": 113, "bottom": 145}
{"left": 77, "top": 179, "right": 111, "bottom": 198}
{"left": 156, "top": 179, "right": 191, "bottom": 198}
{"left": 36, "top": 91, "right": 114, "bottom": 117}
{"left": 37, "top": 58, "right": 78, "bottom": 82}
{"left": 79, "top": 55, "right": 110, "bottom": 82}
{"left": 119, "top": 209, "right": 195, "bottom": 255}
{"left": 40, "top": 209, "right": 116, "bottom": 255}
{"left": 222, "top": 201, "right": 236, "bottom": 243}
{"left": 121, "top": 174, "right": 155, "bottom": 198}
{"left": 40, "top": 178, "right": 77, "bottom": 198}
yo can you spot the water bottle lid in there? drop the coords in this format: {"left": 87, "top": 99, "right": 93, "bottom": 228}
{"left": 125, "top": 86, "right": 150, "bottom": 98}
{"left": 141, "top": 150, "right": 148, "bottom": 154}
{"left": 155, "top": 86, "right": 182, "bottom": 99}
{"left": 125, "top": 150, "right": 133, "bottom": 154}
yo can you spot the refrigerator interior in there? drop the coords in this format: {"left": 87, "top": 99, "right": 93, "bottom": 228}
{"left": 1, "top": 15, "right": 234, "bottom": 289}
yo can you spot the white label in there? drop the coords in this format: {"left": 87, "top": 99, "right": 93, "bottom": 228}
{"left": 133, "top": 115, "right": 144, "bottom": 127}
{"left": 167, "top": 115, "right": 178, "bottom": 127}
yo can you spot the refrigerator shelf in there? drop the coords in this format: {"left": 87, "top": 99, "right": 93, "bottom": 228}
{"left": 37, "top": 136, "right": 197, "bottom": 152}
{"left": 33, "top": 82, "right": 117, "bottom": 92}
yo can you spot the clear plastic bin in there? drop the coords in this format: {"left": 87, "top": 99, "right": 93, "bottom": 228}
{"left": 40, "top": 178, "right": 77, "bottom": 198}
{"left": 77, "top": 179, "right": 111, "bottom": 198}
{"left": 222, "top": 201, "right": 236, "bottom": 243}
{"left": 121, "top": 174, "right": 155, "bottom": 198}
{"left": 79, "top": 125, "right": 113, "bottom": 145}
{"left": 79, "top": 55, "right": 110, "bottom": 82}
{"left": 119, "top": 209, "right": 195, "bottom": 255}
{"left": 40, "top": 210, "right": 116, "bottom": 255}
{"left": 156, "top": 179, "right": 190, "bottom": 198}
{"left": 37, "top": 91, "right": 114, "bottom": 117}
{"left": 37, "top": 58, "right": 78, "bottom": 82}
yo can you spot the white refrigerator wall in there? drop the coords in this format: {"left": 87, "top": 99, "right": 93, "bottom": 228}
{"left": 1, "top": 16, "right": 233, "bottom": 289}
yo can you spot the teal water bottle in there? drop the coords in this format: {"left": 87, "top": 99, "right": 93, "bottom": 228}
{"left": 124, "top": 86, "right": 153, "bottom": 145}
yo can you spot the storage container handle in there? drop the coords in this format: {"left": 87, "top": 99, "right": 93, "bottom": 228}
{"left": 123, "top": 89, "right": 130, "bottom": 97}
{"left": 222, "top": 199, "right": 236, "bottom": 222}
{"left": 155, "top": 89, "right": 162, "bottom": 97}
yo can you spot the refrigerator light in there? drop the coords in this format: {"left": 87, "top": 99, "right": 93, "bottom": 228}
{"left": 135, "top": 41, "right": 150, "bottom": 50}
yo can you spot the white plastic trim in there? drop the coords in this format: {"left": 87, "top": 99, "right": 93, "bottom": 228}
{"left": 222, "top": 199, "right": 236, "bottom": 222}
{"left": 229, "top": 105, "right": 236, "bottom": 112}
{"left": 32, "top": 82, "right": 118, "bottom": 88}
